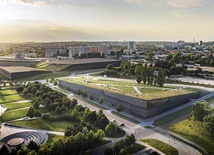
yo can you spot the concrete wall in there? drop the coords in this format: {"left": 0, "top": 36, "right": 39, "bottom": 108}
{"left": 0, "top": 68, "right": 51, "bottom": 80}
{"left": 58, "top": 80, "right": 201, "bottom": 119}
{"left": 0, "top": 60, "right": 39, "bottom": 66}
{"left": 62, "top": 61, "right": 121, "bottom": 71}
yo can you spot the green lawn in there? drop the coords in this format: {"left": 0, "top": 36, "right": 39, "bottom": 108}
{"left": 0, "top": 89, "right": 18, "bottom": 96}
{"left": 0, "top": 94, "right": 26, "bottom": 103}
{"left": 0, "top": 108, "right": 29, "bottom": 122}
{"left": 169, "top": 119, "right": 214, "bottom": 155}
{"left": 11, "top": 119, "right": 76, "bottom": 132}
{"left": 205, "top": 96, "right": 214, "bottom": 103}
{"left": 141, "top": 139, "right": 178, "bottom": 155}
{"left": 125, "top": 143, "right": 146, "bottom": 154}
{"left": 153, "top": 106, "right": 192, "bottom": 126}
{"left": 63, "top": 77, "right": 199, "bottom": 100}
{"left": 38, "top": 62, "right": 70, "bottom": 72}
{"left": 46, "top": 134, "right": 64, "bottom": 143}
{"left": 3, "top": 102, "right": 32, "bottom": 111}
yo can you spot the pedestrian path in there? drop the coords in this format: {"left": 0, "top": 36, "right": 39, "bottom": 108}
{"left": 133, "top": 86, "right": 142, "bottom": 95}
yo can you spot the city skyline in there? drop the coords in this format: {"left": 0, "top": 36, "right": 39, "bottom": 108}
{"left": 0, "top": 0, "right": 213, "bottom": 42}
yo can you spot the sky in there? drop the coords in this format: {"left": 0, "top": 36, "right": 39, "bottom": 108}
{"left": 0, "top": 0, "right": 213, "bottom": 42}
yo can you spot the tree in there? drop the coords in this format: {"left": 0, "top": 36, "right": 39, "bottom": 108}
{"left": 146, "top": 51, "right": 154, "bottom": 60}
{"left": 26, "top": 107, "right": 36, "bottom": 118}
{"left": 192, "top": 101, "right": 213, "bottom": 121}
{"left": 76, "top": 89, "right": 82, "bottom": 95}
{"left": 53, "top": 80, "right": 58, "bottom": 86}
{"left": 95, "top": 129, "right": 105, "bottom": 139}
{"left": 0, "top": 144, "right": 9, "bottom": 155}
{"left": 115, "top": 50, "right": 122, "bottom": 59}
{"left": 104, "top": 147, "right": 114, "bottom": 155}
{"left": 89, "top": 94, "right": 94, "bottom": 100}
{"left": 117, "top": 104, "right": 123, "bottom": 112}
{"left": 82, "top": 90, "right": 88, "bottom": 98}
{"left": 121, "top": 60, "right": 131, "bottom": 73}
{"left": 105, "top": 122, "right": 117, "bottom": 137}
{"left": 106, "top": 64, "right": 113, "bottom": 70}
{"left": 99, "top": 96, "right": 104, "bottom": 104}
{"left": 27, "top": 140, "right": 39, "bottom": 152}
{"left": 8, "top": 80, "right": 13, "bottom": 87}
{"left": 134, "top": 65, "right": 142, "bottom": 77}
{"left": 33, "top": 101, "right": 39, "bottom": 109}
{"left": 136, "top": 76, "right": 142, "bottom": 84}
{"left": 203, "top": 115, "right": 214, "bottom": 135}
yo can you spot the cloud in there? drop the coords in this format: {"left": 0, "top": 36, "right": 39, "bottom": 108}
{"left": 170, "top": 9, "right": 194, "bottom": 18}
{"left": 165, "top": 0, "right": 202, "bottom": 8}
{"left": 125, "top": 0, "right": 144, "bottom": 3}
{"left": 0, "top": 0, "right": 47, "bottom": 5}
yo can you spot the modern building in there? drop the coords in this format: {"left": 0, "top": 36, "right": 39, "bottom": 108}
{"left": 199, "top": 40, "right": 203, "bottom": 46}
{"left": 22, "top": 52, "right": 37, "bottom": 58}
{"left": 58, "top": 80, "right": 202, "bottom": 119}
{"left": 0, "top": 54, "right": 40, "bottom": 66}
{"left": 128, "top": 41, "right": 136, "bottom": 50}
{"left": 68, "top": 45, "right": 109, "bottom": 58}
{"left": 45, "top": 49, "right": 67, "bottom": 58}
{"left": 0, "top": 66, "right": 49, "bottom": 80}
{"left": 178, "top": 40, "right": 185, "bottom": 46}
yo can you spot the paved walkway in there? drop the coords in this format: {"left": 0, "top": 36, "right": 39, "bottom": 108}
{"left": 168, "top": 131, "right": 209, "bottom": 155}
{"left": 133, "top": 86, "right": 142, "bottom": 95}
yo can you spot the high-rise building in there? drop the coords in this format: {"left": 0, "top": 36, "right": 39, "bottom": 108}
{"left": 178, "top": 40, "right": 185, "bottom": 46}
{"left": 128, "top": 41, "right": 136, "bottom": 50}
{"left": 199, "top": 40, "right": 203, "bottom": 46}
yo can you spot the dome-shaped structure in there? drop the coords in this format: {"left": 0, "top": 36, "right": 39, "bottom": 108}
{"left": 14, "top": 53, "right": 23, "bottom": 59}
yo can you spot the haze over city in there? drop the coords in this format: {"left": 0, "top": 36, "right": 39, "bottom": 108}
{"left": 0, "top": 0, "right": 214, "bottom": 42}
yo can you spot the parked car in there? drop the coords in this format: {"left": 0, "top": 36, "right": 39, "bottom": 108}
{"left": 120, "top": 123, "right": 125, "bottom": 126}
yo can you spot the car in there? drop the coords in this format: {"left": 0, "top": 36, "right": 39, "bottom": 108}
{"left": 120, "top": 123, "right": 125, "bottom": 126}
{"left": 111, "top": 119, "right": 116, "bottom": 123}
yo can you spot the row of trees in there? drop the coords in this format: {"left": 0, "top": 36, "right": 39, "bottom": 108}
{"left": 103, "top": 61, "right": 166, "bottom": 87}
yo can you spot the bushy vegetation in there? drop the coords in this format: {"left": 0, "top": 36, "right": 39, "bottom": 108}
{"left": 105, "top": 134, "right": 136, "bottom": 155}
{"left": 0, "top": 82, "right": 127, "bottom": 155}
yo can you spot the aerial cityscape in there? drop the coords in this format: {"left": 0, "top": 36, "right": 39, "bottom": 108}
{"left": 0, "top": 0, "right": 214, "bottom": 155}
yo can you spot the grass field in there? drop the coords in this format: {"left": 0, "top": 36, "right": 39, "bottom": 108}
{"left": 125, "top": 143, "right": 146, "bottom": 154}
{"left": 169, "top": 119, "right": 214, "bottom": 155}
{"left": 205, "top": 96, "right": 214, "bottom": 103}
{"left": 0, "top": 94, "right": 26, "bottom": 103}
{"left": 11, "top": 119, "right": 76, "bottom": 132}
{"left": 0, "top": 108, "right": 29, "bottom": 122}
{"left": 3, "top": 101, "right": 32, "bottom": 111}
{"left": 141, "top": 139, "right": 178, "bottom": 155}
{"left": 46, "top": 134, "right": 64, "bottom": 143}
{"left": 0, "top": 89, "right": 18, "bottom": 96}
{"left": 37, "top": 62, "right": 70, "bottom": 71}
{"left": 63, "top": 76, "right": 199, "bottom": 100}
{"left": 153, "top": 106, "right": 192, "bottom": 126}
